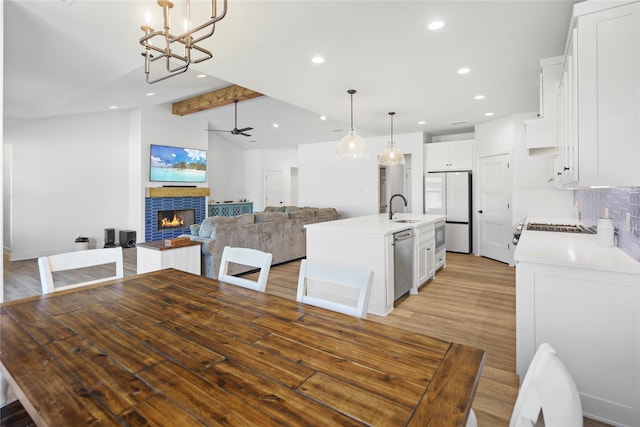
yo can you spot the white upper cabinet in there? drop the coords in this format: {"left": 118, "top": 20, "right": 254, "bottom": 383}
{"left": 425, "top": 140, "right": 474, "bottom": 172}
{"left": 524, "top": 56, "right": 563, "bottom": 149}
{"left": 557, "top": 1, "right": 640, "bottom": 188}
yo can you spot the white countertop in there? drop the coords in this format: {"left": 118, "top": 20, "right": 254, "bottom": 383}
{"left": 304, "top": 213, "right": 446, "bottom": 236}
{"left": 514, "top": 230, "right": 640, "bottom": 275}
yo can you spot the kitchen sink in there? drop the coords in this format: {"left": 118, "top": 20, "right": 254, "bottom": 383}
{"left": 392, "top": 219, "right": 421, "bottom": 223}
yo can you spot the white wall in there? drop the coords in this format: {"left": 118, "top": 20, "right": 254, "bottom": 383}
{"left": 475, "top": 112, "right": 573, "bottom": 257}
{"left": 298, "top": 132, "right": 424, "bottom": 218}
{"left": 243, "top": 148, "right": 298, "bottom": 211}
{"left": 208, "top": 136, "right": 245, "bottom": 202}
{"left": 138, "top": 105, "right": 208, "bottom": 240}
{"left": 2, "top": 103, "right": 208, "bottom": 259}
{"left": 140, "top": 104, "right": 208, "bottom": 189}
{"left": 5, "top": 111, "right": 131, "bottom": 259}
{"left": 476, "top": 112, "right": 572, "bottom": 223}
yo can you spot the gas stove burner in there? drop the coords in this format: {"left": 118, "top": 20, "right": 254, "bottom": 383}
{"left": 526, "top": 223, "right": 595, "bottom": 234}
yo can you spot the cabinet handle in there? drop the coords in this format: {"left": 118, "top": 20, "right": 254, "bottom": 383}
{"left": 563, "top": 166, "right": 570, "bottom": 171}
{"left": 478, "top": 210, "right": 483, "bottom": 214}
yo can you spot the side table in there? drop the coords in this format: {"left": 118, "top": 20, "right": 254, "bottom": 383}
{"left": 137, "top": 240, "right": 203, "bottom": 275}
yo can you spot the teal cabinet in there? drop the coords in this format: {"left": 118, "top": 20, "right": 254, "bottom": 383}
{"left": 208, "top": 202, "right": 253, "bottom": 217}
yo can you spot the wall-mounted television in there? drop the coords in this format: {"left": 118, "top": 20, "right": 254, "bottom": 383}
{"left": 150, "top": 144, "right": 207, "bottom": 183}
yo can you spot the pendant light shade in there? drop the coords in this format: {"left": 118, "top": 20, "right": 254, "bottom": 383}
{"left": 336, "top": 89, "right": 369, "bottom": 158}
{"left": 379, "top": 112, "right": 405, "bottom": 166}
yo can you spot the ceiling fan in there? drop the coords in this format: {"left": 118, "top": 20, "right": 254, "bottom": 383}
{"left": 207, "top": 99, "right": 253, "bottom": 137}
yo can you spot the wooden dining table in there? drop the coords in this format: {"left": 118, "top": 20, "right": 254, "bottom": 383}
{"left": 1, "top": 268, "right": 485, "bottom": 426}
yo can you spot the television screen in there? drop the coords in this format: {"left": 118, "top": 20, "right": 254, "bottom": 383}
{"left": 150, "top": 144, "right": 207, "bottom": 183}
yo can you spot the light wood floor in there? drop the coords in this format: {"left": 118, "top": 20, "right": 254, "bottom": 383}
{"left": 2, "top": 251, "right": 608, "bottom": 426}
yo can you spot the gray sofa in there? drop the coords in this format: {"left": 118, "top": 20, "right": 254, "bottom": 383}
{"left": 186, "top": 206, "right": 339, "bottom": 278}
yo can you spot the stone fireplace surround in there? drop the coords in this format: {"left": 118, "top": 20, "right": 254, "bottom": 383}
{"left": 144, "top": 187, "right": 209, "bottom": 242}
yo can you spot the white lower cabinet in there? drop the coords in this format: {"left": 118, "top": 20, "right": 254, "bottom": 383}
{"left": 516, "top": 261, "right": 640, "bottom": 426}
{"left": 416, "top": 240, "right": 435, "bottom": 288}
{"left": 413, "top": 223, "right": 435, "bottom": 294}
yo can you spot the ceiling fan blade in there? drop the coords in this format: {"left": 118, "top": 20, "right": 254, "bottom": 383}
{"left": 207, "top": 129, "right": 232, "bottom": 132}
{"left": 240, "top": 132, "right": 252, "bottom": 137}
{"left": 237, "top": 127, "right": 253, "bottom": 132}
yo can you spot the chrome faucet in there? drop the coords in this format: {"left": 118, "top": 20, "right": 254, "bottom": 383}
{"left": 389, "top": 193, "right": 407, "bottom": 220}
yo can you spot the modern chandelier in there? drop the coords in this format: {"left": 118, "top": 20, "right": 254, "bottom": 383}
{"left": 139, "top": 0, "right": 228, "bottom": 84}
{"left": 379, "top": 112, "right": 405, "bottom": 166}
{"left": 336, "top": 89, "right": 369, "bottom": 158}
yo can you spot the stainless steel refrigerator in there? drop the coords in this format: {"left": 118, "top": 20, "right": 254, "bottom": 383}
{"left": 424, "top": 171, "right": 472, "bottom": 253}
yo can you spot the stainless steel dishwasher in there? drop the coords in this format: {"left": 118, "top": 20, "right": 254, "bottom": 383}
{"left": 393, "top": 229, "right": 414, "bottom": 300}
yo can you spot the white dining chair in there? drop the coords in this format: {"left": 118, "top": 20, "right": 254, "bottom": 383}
{"left": 466, "top": 342, "right": 582, "bottom": 427}
{"left": 296, "top": 259, "right": 373, "bottom": 319}
{"left": 38, "top": 246, "right": 124, "bottom": 294}
{"left": 217, "top": 246, "right": 273, "bottom": 292}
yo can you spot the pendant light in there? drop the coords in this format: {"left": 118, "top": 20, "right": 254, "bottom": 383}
{"left": 379, "top": 112, "right": 405, "bottom": 166}
{"left": 336, "top": 89, "right": 369, "bottom": 158}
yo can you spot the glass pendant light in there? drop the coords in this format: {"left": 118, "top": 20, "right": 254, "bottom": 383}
{"left": 379, "top": 112, "right": 405, "bottom": 166}
{"left": 336, "top": 89, "right": 369, "bottom": 158}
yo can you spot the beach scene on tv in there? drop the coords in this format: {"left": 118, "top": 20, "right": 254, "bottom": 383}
{"left": 150, "top": 145, "right": 207, "bottom": 183}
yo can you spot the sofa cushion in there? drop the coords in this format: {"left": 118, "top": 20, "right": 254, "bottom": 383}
{"left": 255, "top": 212, "right": 289, "bottom": 223}
{"left": 199, "top": 214, "right": 255, "bottom": 239}
{"left": 284, "top": 206, "right": 301, "bottom": 212}
{"left": 288, "top": 209, "right": 315, "bottom": 219}
{"left": 316, "top": 207, "right": 339, "bottom": 218}
{"left": 263, "top": 206, "right": 286, "bottom": 212}
{"left": 211, "top": 214, "right": 255, "bottom": 227}
{"left": 198, "top": 217, "right": 217, "bottom": 238}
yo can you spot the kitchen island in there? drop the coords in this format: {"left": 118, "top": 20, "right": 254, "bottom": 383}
{"left": 304, "top": 213, "right": 446, "bottom": 316}
{"left": 514, "top": 230, "right": 640, "bottom": 426}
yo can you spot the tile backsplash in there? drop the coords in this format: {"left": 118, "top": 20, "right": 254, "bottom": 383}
{"left": 574, "top": 188, "right": 640, "bottom": 262}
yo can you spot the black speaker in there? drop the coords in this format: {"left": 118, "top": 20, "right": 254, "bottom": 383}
{"left": 119, "top": 230, "right": 137, "bottom": 248}
{"left": 104, "top": 228, "right": 116, "bottom": 248}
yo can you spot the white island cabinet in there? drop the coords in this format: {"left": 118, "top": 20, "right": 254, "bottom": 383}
{"left": 514, "top": 231, "right": 640, "bottom": 426}
{"left": 304, "top": 214, "right": 445, "bottom": 316}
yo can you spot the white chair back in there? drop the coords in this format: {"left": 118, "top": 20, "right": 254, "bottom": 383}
{"left": 38, "top": 247, "right": 124, "bottom": 294}
{"left": 218, "top": 246, "right": 273, "bottom": 292}
{"left": 509, "top": 342, "right": 583, "bottom": 427}
{"left": 296, "top": 259, "right": 373, "bottom": 319}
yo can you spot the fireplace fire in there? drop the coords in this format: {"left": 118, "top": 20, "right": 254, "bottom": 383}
{"left": 157, "top": 209, "right": 195, "bottom": 231}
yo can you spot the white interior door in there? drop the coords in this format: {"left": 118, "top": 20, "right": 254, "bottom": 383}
{"left": 264, "top": 169, "right": 283, "bottom": 208}
{"left": 478, "top": 154, "right": 512, "bottom": 263}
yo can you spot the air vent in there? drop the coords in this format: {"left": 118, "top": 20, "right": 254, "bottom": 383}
{"left": 449, "top": 120, "right": 467, "bottom": 125}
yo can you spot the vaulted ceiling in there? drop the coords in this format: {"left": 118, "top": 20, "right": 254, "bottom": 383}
{"left": 3, "top": 0, "right": 578, "bottom": 149}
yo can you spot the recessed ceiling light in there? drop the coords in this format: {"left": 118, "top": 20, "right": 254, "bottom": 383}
{"left": 428, "top": 20, "right": 445, "bottom": 31}
{"left": 109, "top": 105, "right": 118, "bottom": 110}
{"left": 320, "top": 115, "right": 327, "bottom": 120}
{"left": 273, "top": 123, "right": 279, "bottom": 128}
{"left": 418, "top": 120, "right": 426, "bottom": 125}
{"left": 312, "top": 56, "right": 325, "bottom": 64}
{"left": 457, "top": 67, "right": 471, "bottom": 75}
{"left": 474, "top": 94, "right": 485, "bottom": 100}
{"left": 485, "top": 112, "right": 494, "bottom": 117}
{"left": 146, "top": 92, "right": 155, "bottom": 96}
{"left": 197, "top": 74, "right": 207, "bottom": 78}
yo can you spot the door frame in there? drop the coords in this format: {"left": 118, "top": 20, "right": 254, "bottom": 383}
{"left": 474, "top": 151, "right": 513, "bottom": 263}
